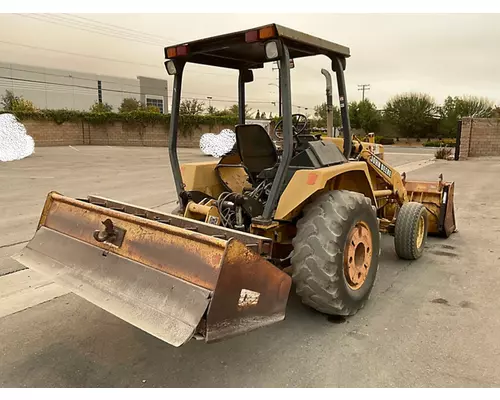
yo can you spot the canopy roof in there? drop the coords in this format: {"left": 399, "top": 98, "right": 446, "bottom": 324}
{"left": 163, "top": 24, "right": 351, "bottom": 70}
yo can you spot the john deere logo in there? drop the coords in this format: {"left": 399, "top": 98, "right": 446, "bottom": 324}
{"left": 370, "top": 155, "right": 392, "bottom": 178}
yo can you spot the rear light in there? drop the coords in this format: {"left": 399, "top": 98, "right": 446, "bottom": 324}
{"left": 259, "top": 25, "right": 276, "bottom": 40}
{"left": 167, "top": 47, "right": 176, "bottom": 58}
{"left": 166, "top": 45, "right": 188, "bottom": 58}
{"left": 245, "top": 30, "right": 258, "bottom": 43}
{"left": 176, "top": 45, "right": 188, "bottom": 56}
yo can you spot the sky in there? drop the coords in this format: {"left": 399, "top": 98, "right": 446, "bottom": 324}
{"left": 0, "top": 13, "right": 499, "bottom": 115}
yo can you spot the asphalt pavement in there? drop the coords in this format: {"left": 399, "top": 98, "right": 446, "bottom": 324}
{"left": 3, "top": 145, "right": 498, "bottom": 388}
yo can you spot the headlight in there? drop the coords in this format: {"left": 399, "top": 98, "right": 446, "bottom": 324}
{"left": 265, "top": 41, "right": 279, "bottom": 60}
{"left": 165, "top": 60, "right": 177, "bottom": 75}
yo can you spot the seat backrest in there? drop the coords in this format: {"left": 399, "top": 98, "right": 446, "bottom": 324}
{"left": 235, "top": 124, "right": 278, "bottom": 181}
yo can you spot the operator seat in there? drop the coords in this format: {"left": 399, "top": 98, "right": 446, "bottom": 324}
{"left": 235, "top": 124, "right": 278, "bottom": 183}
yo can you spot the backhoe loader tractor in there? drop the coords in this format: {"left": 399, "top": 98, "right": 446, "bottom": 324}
{"left": 13, "top": 24, "right": 457, "bottom": 347}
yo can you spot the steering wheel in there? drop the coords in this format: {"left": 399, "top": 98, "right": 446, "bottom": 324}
{"left": 274, "top": 113, "right": 308, "bottom": 140}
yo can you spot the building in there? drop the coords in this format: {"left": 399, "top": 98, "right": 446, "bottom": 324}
{"left": 0, "top": 62, "right": 169, "bottom": 113}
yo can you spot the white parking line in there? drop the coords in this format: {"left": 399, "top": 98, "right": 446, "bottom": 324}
{"left": 395, "top": 158, "right": 436, "bottom": 173}
{"left": 388, "top": 152, "right": 435, "bottom": 156}
{"left": 0, "top": 269, "right": 70, "bottom": 319}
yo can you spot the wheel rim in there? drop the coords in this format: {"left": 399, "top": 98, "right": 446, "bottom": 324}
{"left": 343, "top": 221, "right": 373, "bottom": 290}
{"left": 416, "top": 214, "right": 425, "bottom": 249}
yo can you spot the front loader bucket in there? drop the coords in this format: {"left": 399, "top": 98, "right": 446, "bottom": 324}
{"left": 404, "top": 175, "right": 457, "bottom": 238}
{"left": 13, "top": 192, "right": 292, "bottom": 347}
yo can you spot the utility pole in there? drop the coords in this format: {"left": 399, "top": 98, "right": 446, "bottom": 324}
{"left": 358, "top": 84, "right": 370, "bottom": 101}
{"left": 97, "top": 80, "right": 102, "bottom": 104}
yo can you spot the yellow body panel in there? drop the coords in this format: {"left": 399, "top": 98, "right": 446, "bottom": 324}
{"left": 181, "top": 161, "right": 225, "bottom": 198}
{"left": 274, "top": 162, "right": 376, "bottom": 220}
{"left": 217, "top": 166, "right": 249, "bottom": 194}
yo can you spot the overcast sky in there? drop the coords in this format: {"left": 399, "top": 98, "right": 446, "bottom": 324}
{"left": 0, "top": 13, "right": 499, "bottom": 115}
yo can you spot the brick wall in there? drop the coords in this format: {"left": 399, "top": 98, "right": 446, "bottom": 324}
{"left": 23, "top": 119, "right": 234, "bottom": 148}
{"left": 459, "top": 117, "right": 500, "bottom": 159}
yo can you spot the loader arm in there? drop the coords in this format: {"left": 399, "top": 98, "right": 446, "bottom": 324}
{"left": 358, "top": 149, "right": 456, "bottom": 237}
{"left": 358, "top": 148, "right": 409, "bottom": 205}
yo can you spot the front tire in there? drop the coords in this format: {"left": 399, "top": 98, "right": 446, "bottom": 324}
{"left": 394, "top": 202, "right": 428, "bottom": 260}
{"left": 291, "top": 190, "right": 380, "bottom": 316}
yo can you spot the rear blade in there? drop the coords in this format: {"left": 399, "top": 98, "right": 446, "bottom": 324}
{"left": 13, "top": 192, "right": 292, "bottom": 346}
{"left": 14, "top": 228, "right": 211, "bottom": 347}
{"left": 205, "top": 239, "right": 291, "bottom": 343}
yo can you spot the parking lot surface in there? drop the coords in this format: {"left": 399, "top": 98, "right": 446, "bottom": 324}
{"left": 3, "top": 146, "right": 498, "bottom": 388}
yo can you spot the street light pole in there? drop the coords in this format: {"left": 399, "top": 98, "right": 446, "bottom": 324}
{"left": 271, "top": 61, "right": 282, "bottom": 118}
{"left": 268, "top": 82, "right": 281, "bottom": 117}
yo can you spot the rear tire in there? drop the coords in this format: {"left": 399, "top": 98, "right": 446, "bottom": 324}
{"left": 394, "top": 202, "right": 428, "bottom": 260}
{"left": 291, "top": 190, "right": 380, "bottom": 316}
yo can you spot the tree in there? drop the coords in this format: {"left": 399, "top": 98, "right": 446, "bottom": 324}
{"left": 179, "top": 99, "right": 205, "bottom": 115}
{"left": 206, "top": 105, "right": 217, "bottom": 115}
{"left": 384, "top": 93, "right": 438, "bottom": 139}
{"left": 1, "top": 90, "right": 16, "bottom": 110}
{"left": 119, "top": 97, "right": 141, "bottom": 112}
{"left": 1, "top": 90, "right": 37, "bottom": 112}
{"left": 90, "top": 101, "right": 113, "bottom": 113}
{"left": 349, "top": 99, "right": 381, "bottom": 133}
{"left": 314, "top": 102, "right": 341, "bottom": 128}
{"left": 439, "top": 95, "right": 494, "bottom": 137}
{"left": 227, "top": 104, "right": 254, "bottom": 118}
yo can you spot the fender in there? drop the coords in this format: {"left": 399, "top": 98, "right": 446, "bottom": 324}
{"left": 274, "top": 161, "right": 377, "bottom": 221}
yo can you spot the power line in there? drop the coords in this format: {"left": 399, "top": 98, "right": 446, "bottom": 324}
{"left": 0, "top": 40, "right": 276, "bottom": 82}
{"left": 15, "top": 14, "right": 167, "bottom": 47}
{"left": 61, "top": 14, "right": 173, "bottom": 42}
{"left": 358, "top": 84, "right": 370, "bottom": 101}
{"left": 47, "top": 14, "right": 167, "bottom": 45}
{"left": 0, "top": 75, "right": 303, "bottom": 107}
{"left": 0, "top": 39, "right": 163, "bottom": 69}
{"left": 1, "top": 65, "right": 166, "bottom": 92}
{"left": 0, "top": 67, "right": 278, "bottom": 103}
{"left": 0, "top": 76, "right": 144, "bottom": 96}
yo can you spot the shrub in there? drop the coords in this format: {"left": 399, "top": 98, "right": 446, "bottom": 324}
{"left": 144, "top": 105, "right": 160, "bottom": 113}
{"left": 1, "top": 90, "right": 37, "bottom": 112}
{"left": 374, "top": 136, "right": 395, "bottom": 145}
{"left": 119, "top": 98, "right": 141, "bottom": 112}
{"left": 423, "top": 139, "right": 456, "bottom": 147}
{"left": 90, "top": 101, "right": 113, "bottom": 113}
{"left": 435, "top": 145, "right": 453, "bottom": 160}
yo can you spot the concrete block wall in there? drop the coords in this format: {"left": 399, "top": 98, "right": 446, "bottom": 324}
{"left": 23, "top": 120, "right": 85, "bottom": 146}
{"left": 459, "top": 118, "right": 500, "bottom": 159}
{"left": 22, "top": 119, "right": 234, "bottom": 148}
